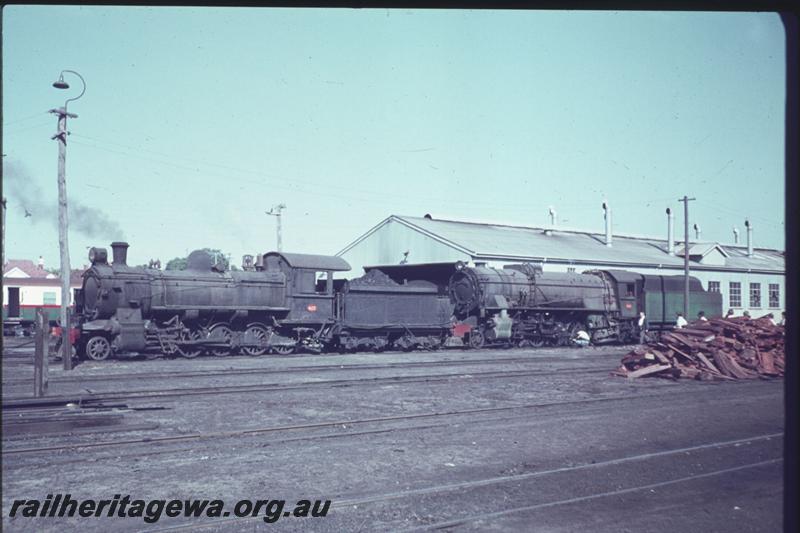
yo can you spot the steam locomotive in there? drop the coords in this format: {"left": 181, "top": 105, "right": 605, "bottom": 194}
{"left": 71, "top": 242, "right": 722, "bottom": 360}
{"left": 448, "top": 263, "right": 722, "bottom": 348}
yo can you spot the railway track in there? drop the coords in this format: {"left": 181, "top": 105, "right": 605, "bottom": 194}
{"left": 2, "top": 364, "right": 613, "bottom": 408}
{"left": 141, "top": 432, "right": 783, "bottom": 532}
{"left": 2, "top": 386, "right": 779, "bottom": 457}
{"left": 0, "top": 352, "right": 617, "bottom": 387}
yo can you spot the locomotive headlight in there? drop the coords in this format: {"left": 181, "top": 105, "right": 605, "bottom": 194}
{"left": 88, "top": 247, "right": 108, "bottom": 264}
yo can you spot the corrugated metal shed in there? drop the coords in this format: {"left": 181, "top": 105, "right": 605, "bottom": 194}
{"left": 339, "top": 215, "right": 784, "bottom": 274}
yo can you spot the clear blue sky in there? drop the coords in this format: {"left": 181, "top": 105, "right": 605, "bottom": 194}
{"left": 2, "top": 7, "right": 786, "bottom": 269}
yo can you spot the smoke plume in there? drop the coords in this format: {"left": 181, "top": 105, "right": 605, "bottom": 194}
{"left": 2, "top": 160, "right": 126, "bottom": 240}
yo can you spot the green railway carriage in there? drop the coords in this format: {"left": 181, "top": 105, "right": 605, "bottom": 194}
{"left": 642, "top": 275, "right": 722, "bottom": 327}
{"left": 2, "top": 305, "right": 61, "bottom": 335}
{"left": 602, "top": 269, "right": 723, "bottom": 328}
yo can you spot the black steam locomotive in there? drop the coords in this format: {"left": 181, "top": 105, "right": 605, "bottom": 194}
{"left": 447, "top": 263, "right": 722, "bottom": 348}
{"left": 72, "top": 242, "right": 722, "bottom": 360}
{"left": 74, "top": 242, "right": 452, "bottom": 360}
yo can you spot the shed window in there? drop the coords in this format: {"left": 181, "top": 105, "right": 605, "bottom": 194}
{"left": 708, "top": 281, "right": 720, "bottom": 293}
{"left": 749, "top": 283, "right": 761, "bottom": 308}
{"left": 768, "top": 284, "right": 780, "bottom": 308}
{"left": 729, "top": 282, "right": 741, "bottom": 308}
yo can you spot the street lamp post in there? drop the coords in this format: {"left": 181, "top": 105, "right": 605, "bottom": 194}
{"left": 50, "top": 70, "right": 86, "bottom": 370}
{"left": 266, "top": 203, "right": 286, "bottom": 252}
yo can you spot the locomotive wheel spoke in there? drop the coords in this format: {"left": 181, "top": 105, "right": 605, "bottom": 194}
{"left": 85, "top": 336, "right": 111, "bottom": 361}
{"left": 468, "top": 330, "right": 485, "bottom": 349}
{"left": 209, "top": 324, "right": 233, "bottom": 357}
{"left": 272, "top": 344, "right": 295, "bottom": 355}
{"left": 242, "top": 324, "right": 270, "bottom": 356}
{"left": 530, "top": 336, "right": 545, "bottom": 348}
{"left": 177, "top": 329, "right": 203, "bottom": 359}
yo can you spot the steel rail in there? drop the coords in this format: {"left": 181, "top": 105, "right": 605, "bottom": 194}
{"left": 0, "top": 353, "right": 616, "bottom": 387}
{"left": 2, "top": 386, "right": 779, "bottom": 456}
{"left": 2, "top": 365, "right": 613, "bottom": 409}
{"left": 142, "top": 433, "right": 783, "bottom": 532}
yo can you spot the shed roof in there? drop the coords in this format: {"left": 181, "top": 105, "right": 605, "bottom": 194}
{"left": 343, "top": 216, "right": 784, "bottom": 274}
{"left": 264, "top": 252, "right": 351, "bottom": 272}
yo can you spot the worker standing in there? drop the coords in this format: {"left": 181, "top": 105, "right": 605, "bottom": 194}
{"left": 637, "top": 311, "right": 648, "bottom": 344}
{"left": 697, "top": 311, "right": 708, "bottom": 322}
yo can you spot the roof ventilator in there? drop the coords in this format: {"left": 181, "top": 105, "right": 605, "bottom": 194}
{"left": 666, "top": 208, "right": 675, "bottom": 256}
{"left": 745, "top": 219, "right": 753, "bottom": 257}
{"left": 602, "top": 201, "right": 612, "bottom": 247}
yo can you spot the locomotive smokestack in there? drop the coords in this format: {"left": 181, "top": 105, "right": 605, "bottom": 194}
{"left": 602, "top": 202, "right": 612, "bottom": 247}
{"left": 745, "top": 219, "right": 753, "bottom": 256}
{"left": 111, "top": 241, "right": 129, "bottom": 266}
{"left": 733, "top": 226, "right": 739, "bottom": 244}
{"left": 666, "top": 208, "right": 675, "bottom": 256}
{"left": 693, "top": 223, "right": 701, "bottom": 241}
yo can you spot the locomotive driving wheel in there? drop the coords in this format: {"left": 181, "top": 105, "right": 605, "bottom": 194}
{"left": 177, "top": 328, "right": 203, "bottom": 359}
{"left": 529, "top": 335, "right": 546, "bottom": 348}
{"left": 272, "top": 344, "right": 295, "bottom": 355}
{"left": 468, "top": 329, "right": 485, "bottom": 349}
{"left": 242, "top": 324, "right": 270, "bottom": 356}
{"left": 85, "top": 335, "right": 111, "bottom": 361}
{"left": 208, "top": 323, "right": 233, "bottom": 356}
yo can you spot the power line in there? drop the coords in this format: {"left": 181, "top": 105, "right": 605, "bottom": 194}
{"left": 3, "top": 120, "right": 54, "bottom": 135}
{"left": 696, "top": 199, "right": 784, "bottom": 229}
{"left": 2, "top": 111, "right": 49, "bottom": 127}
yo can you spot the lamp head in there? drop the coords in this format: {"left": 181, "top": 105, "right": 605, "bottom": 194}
{"left": 53, "top": 74, "right": 70, "bottom": 90}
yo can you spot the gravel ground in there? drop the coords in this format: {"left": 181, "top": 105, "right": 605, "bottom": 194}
{"left": 2, "top": 341, "right": 784, "bottom": 532}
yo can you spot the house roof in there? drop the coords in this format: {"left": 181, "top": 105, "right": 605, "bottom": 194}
{"left": 3, "top": 260, "right": 85, "bottom": 285}
{"left": 345, "top": 215, "right": 784, "bottom": 274}
{"left": 3, "top": 259, "right": 54, "bottom": 279}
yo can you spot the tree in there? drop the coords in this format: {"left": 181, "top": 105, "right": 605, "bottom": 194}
{"left": 165, "top": 249, "right": 234, "bottom": 271}
{"left": 165, "top": 256, "right": 188, "bottom": 271}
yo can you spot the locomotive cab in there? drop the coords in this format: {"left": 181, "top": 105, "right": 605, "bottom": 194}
{"left": 262, "top": 252, "right": 350, "bottom": 324}
{"left": 599, "top": 269, "right": 644, "bottom": 318}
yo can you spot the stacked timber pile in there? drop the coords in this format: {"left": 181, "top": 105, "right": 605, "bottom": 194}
{"left": 617, "top": 316, "right": 784, "bottom": 381}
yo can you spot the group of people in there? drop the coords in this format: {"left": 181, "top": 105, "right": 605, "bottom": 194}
{"left": 570, "top": 308, "right": 785, "bottom": 348}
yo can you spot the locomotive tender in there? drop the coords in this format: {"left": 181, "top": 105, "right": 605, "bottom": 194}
{"left": 73, "top": 242, "right": 722, "bottom": 360}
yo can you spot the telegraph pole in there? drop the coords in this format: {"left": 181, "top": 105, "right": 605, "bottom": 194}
{"left": 2, "top": 197, "right": 6, "bottom": 267}
{"left": 678, "top": 195, "right": 696, "bottom": 318}
{"left": 51, "top": 70, "right": 86, "bottom": 370}
{"left": 266, "top": 203, "right": 286, "bottom": 252}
